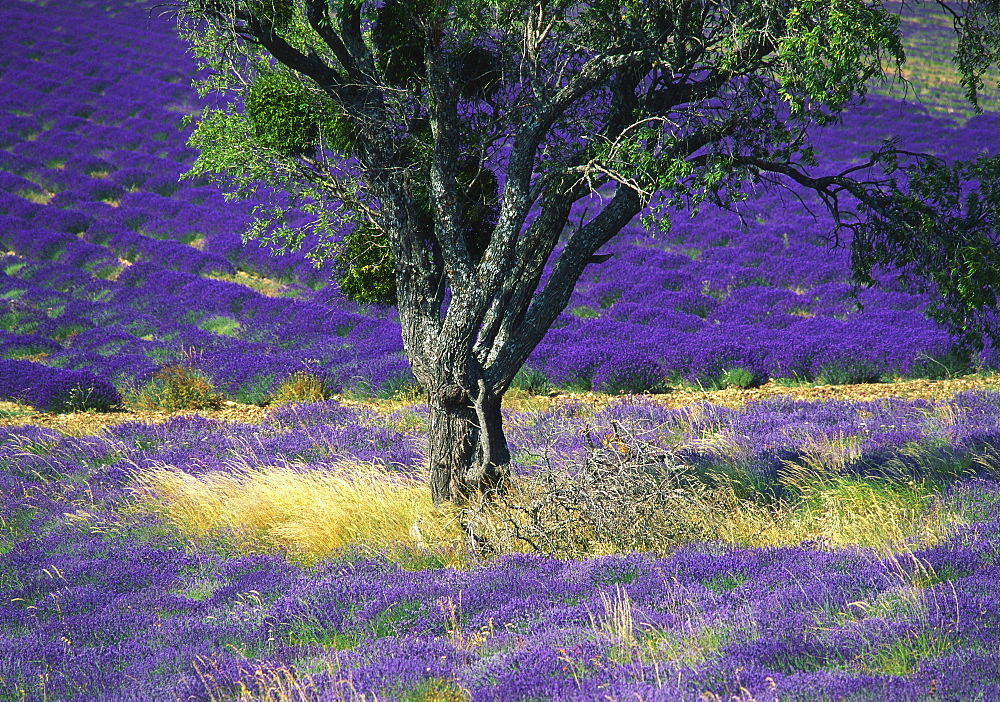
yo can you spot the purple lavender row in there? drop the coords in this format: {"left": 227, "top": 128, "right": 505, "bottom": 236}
{"left": 0, "top": 358, "right": 119, "bottom": 412}
{"left": 505, "top": 391, "right": 1000, "bottom": 490}
{"left": 0, "top": 255, "right": 413, "bottom": 403}
{"left": 0, "top": 0, "right": 327, "bottom": 287}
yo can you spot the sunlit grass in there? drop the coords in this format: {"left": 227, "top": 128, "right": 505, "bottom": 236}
{"left": 197, "top": 315, "right": 241, "bottom": 337}
{"left": 132, "top": 461, "right": 467, "bottom": 567}
{"left": 470, "top": 469, "right": 961, "bottom": 560}
{"left": 132, "top": 454, "right": 968, "bottom": 567}
{"left": 195, "top": 655, "right": 470, "bottom": 702}
{"left": 203, "top": 270, "right": 301, "bottom": 298}
{"left": 780, "top": 476, "right": 954, "bottom": 554}
{"left": 15, "top": 188, "right": 55, "bottom": 205}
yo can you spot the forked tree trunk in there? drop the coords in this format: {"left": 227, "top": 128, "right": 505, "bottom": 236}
{"left": 427, "top": 381, "right": 510, "bottom": 504}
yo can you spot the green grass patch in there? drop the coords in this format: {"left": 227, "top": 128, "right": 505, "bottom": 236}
{"left": 860, "top": 631, "right": 955, "bottom": 676}
{"left": 197, "top": 315, "right": 241, "bottom": 337}
{"left": 283, "top": 621, "right": 359, "bottom": 650}
{"left": 395, "top": 678, "right": 469, "bottom": 702}
{"left": 204, "top": 269, "right": 301, "bottom": 298}
{"left": 369, "top": 600, "right": 430, "bottom": 638}
{"left": 233, "top": 374, "right": 276, "bottom": 406}
{"left": 51, "top": 323, "right": 88, "bottom": 341}
{"left": 703, "top": 573, "right": 748, "bottom": 593}
{"left": 1, "top": 311, "right": 40, "bottom": 335}
{"left": 570, "top": 305, "right": 600, "bottom": 319}
{"left": 716, "top": 367, "right": 759, "bottom": 389}
{"left": 15, "top": 188, "right": 54, "bottom": 205}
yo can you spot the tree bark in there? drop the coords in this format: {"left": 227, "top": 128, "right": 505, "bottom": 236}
{"left": 427, "top": 379, "right": 510, "bottom": 505}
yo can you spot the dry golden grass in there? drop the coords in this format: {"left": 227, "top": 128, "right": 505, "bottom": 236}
{"left": 133, "top": 461, "right": 466, "bottom": 566}
{"left": 271, "top": 372, "right": 334, "bottom": 405}
{"left": 204, "top": 270, "right": 299, "bottom": 298}
{"left": 130, "top": 450, "right": 961, "bottom": 566}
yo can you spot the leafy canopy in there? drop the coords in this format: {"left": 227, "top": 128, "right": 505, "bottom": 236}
{"left": 175, "top": 0, "right": 1000, "bottom": 347}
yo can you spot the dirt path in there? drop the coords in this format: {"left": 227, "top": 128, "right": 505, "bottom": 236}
{"left": 4, "top": 375, "right": 1000, "bottom": 437}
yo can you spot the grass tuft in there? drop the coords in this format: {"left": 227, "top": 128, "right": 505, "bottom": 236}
{"left": 132, "top": 365, "right": 224, "bottom": 411}
{"left": 271, "top": 372, "right": 333, "bottom": 405}
{"left": 786, "top": 476, "right": 950, "bottom": 554}
{"left": 197, "top": 315, "right": 241, "bottom": 337}
{"left": 132, "top": 462, "right": 466, "bottom": 566}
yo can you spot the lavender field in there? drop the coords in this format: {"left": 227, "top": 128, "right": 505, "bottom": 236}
{"left": 3, "top": 0, "right": 1000, "bottom": 700}
{"left": 1, "top": 2, "right": 1000, "bottom": 406}
{"left": 4, "top": 392, "right": 1000, "bottom": 700}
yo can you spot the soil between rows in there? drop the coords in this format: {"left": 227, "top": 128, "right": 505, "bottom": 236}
{"left": 3, "top": 375, "right": 1000, "bottom": 437}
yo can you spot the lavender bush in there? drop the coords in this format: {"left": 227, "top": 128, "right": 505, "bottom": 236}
{"left": 0, "top": 358, "right": 121, "bottom": 412}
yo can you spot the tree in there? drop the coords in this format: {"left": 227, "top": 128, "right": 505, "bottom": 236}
{"left": 172, "top": 0, "right": 1000, "bottom": 504}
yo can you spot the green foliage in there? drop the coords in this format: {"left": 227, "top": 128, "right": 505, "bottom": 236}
{"left": 320, "top": 110, "right": 357, "bottom": 155}
{"left": 334, "top": 225, "right": 397, "bottom": 306}
{"left": 954, "top": 1, "right": 1000, "bottom": 109}
{"left": 184, "top": 108, "right": 260, "bottom": 194}
{"left": 245, "top": 72, "right": 318, "bottom": 157}
{"left": 134, "top": 365, "right": 224, "bottom": 411}
{"left": 777, "top": 0, "right": 904, "bottom": 120}
{"left": 330, "top": 155, "right": 496, "bottom": 305}
{"left": 372, "top": 0, "right": 435, "bottom": 87}
{"left": 717, "top": 367, "right": 760, "bottom": 389}
{"left": 247, "top": 0, "right": 295, "bottom": 30}
{"left": 853, "top": 152, "right": 1000, "bottom": 349}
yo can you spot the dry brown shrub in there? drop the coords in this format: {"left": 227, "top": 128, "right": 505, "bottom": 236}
{"left": 461, "top": 421, "right": 725, "bottom": 558}
{"left": 133, "top": 364, "right": 224, "bottom": 411}
{"left": 270, "top": 371, "right": 333, "bottom": 405}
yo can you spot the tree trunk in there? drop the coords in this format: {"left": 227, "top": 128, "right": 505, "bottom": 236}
{"left": 427, "top": 381, "right": 510, "bottom": 504}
